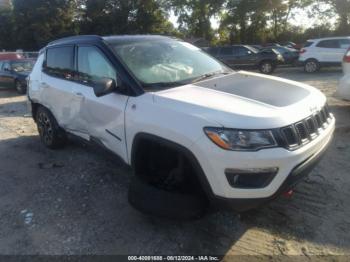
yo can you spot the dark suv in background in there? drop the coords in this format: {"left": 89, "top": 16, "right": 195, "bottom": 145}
{"left": 205, "top": 45, "right": 284, "bottom": 74}
{"left": 0, "top": 59, "right": 35, "bottom": 94}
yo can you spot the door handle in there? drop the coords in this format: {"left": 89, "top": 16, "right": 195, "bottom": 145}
{"left": 74, "top": 92, "right": 85, "bottom": 98}
{"left": 40, "top": 82, "right": 49, "bottom": 88}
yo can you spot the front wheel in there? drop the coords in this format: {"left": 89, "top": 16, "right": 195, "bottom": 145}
{"left": 36, "top": 107, "right": 67, "bottom": 149}
{"left": 259, "top": 61, "right": 275, "bottom": 74}
{"left": 15, "top": 80, "right": 26, "bottom": 94}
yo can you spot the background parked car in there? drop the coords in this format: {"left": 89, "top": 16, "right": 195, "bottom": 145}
{"left": 261, "top": 46, "right": 299, "bottom": 66}
{"left": 0, "top": 59, "right": 35, "bottom": 94}
{"left": 337, "top": 47, "right": 350, "bottom": 100}
{"left": 299, "top": 36, "right": 350, "bottom": 73}
{"left": 206, "top": 45, "right": 283, "bottom": 74}
{"left": 280, "top": 41, "right": 302, "bottom": 50}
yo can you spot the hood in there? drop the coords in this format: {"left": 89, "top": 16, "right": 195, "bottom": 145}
{"left": 153, "top": 71, "right": 326, "bottom": 129}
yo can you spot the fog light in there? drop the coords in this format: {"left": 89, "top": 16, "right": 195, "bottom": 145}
{"left": 225, "top": 167, "right": 278, "bottom": 189}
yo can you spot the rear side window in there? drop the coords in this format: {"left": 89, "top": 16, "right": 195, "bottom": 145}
{"left": 304, "top": 41, "right": 313, "bottom": 47}
{"left": 316, "top": 40, "right": 340, "bottom": 48}
{"left": 0, "top": 61, "right": 3, "bottom": 70}
{"left": 44, "top": 46, "right": 74, "bottom": 79}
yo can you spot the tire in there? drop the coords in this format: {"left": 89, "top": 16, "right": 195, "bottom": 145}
{"left": 128, "top": 175, "right": 208, "bottom": 220}
{"left": 35, "top": 106, "right": 67, "bottom": 149}
{"left": 304, "top": 59, "right": 320, "bottom": 73}
{"left": 15, "top": 80, "right": 26, "bottom": 94}
{"left": 259, "top": 61, "right": 275, "bottom": 74}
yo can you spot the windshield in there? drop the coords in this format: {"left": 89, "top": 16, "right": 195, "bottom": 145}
{"left": 112, "top": 39, "right": 231, "bottom": 89}
{"left": 11, "top": 60, "right": 34, "bottom": 72}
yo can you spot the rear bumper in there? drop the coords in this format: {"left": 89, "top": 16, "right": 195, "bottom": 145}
{"left": 211, "top": 131, "right": 333, "bottom": 212}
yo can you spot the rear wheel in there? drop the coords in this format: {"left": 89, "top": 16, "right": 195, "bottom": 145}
{"left": 36, "top": 106, "right": 66, "bottom": 149}
{"left": 304, "top": 59, "right": 320, "bottom": 73}
{"left": 259, "top": 61, "right": 275, "bottom": 74}
{"left": 15, "top": 80, "right": 26, "bottom": 94}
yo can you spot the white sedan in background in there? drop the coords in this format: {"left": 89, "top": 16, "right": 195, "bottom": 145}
{"left": 338, "top": 48, "right": 350, "bottom": 100}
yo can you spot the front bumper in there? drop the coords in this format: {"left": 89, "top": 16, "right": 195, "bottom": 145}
{"left": 192, "top": 116, "right": 335, "bottom": 211}
{"left": 212, "top": 130, "right": 333, "bottom": 212}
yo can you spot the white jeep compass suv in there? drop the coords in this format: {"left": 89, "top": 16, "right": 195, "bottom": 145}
{"left": 28, "top": 35, "right": 335, "bottom": 218}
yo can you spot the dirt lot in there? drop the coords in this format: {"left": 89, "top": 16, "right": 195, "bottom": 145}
{"left": 0, "top": 67, "right": 349, "bottom": 258}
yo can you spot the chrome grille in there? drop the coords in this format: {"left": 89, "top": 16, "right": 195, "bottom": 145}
{"left": 279, "top": 105, "right": 332, "bottom": 150}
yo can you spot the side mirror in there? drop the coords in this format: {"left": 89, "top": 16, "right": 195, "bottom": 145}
{"left": 93, "top": 78, "right": 117, "bottom": 97}
{"left": 4, "top": 67, "right": 10, "bottom": 72}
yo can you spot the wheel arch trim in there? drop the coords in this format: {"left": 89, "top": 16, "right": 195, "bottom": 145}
{"left": 130, "top": 132, "right": 215, "bottom": 199}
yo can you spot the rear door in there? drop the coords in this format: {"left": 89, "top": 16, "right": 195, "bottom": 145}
{"left": 40, "top": 46, "right": 85, "bottom": 133}
{"left": 74, "top": 44, "right": 129, "bottom": 162}
{"left": 316, "top": 39, "right": 345, "bottom": 63}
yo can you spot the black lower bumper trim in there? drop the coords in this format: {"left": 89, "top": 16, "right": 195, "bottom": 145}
{"left": 213, "top": 135, "right": 333, "bottom": 212}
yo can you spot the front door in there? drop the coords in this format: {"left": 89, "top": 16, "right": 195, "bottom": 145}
{"left": 235, "top": 46, "right": 257, "bottom": 66}
{"left": 74, "top": 45, "right": 129, "bottom": 162}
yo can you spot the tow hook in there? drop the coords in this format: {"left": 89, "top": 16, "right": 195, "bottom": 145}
{"left": 283, "top": 190, "right": 294, "bottom": 198}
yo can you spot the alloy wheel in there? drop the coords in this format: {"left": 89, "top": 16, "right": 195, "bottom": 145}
{"left": 305, "top": 61, "right": 317, "bottom": 73}
{"left": 37, "top": 112, "right": 53, "bottom": 145}
{"left": 261, "top": 63, "right": 272, "bottom": 74}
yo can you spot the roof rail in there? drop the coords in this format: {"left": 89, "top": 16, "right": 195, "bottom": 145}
{"left": 47, "top": 35, "right": 103, "bottom": 46}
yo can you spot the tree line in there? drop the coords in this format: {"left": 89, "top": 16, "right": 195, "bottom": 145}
{"left": 0, "top": 0, "right": 349, "bottom": 50}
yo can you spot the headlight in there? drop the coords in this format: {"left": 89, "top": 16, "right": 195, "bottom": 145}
{"left": 204, "top": 127, "right": 277, "bottom": 151}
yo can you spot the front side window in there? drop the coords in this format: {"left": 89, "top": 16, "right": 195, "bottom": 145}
{"left": 112, "top": 39, "right": 230, "bottom": 89}
{"left": 220, "top": 47, "right": 233, "bottom": 55}
{"left": 236, "top": 46, "right": 251, "bottom": 56}
{"left": 0, "top": 61, "right": 4, "bottom": 70}
{"left": 45, "top": 46, "right": 74, "bottom": 79}
{"left": 77, "top": 46, "right": 116, "bottom": 85}
{"left": 11, "top": 60, "right": 34, "bottom": 72}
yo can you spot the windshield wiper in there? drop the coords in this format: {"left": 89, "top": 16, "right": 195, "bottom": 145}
{"left": 143, "top": 70, "right": 232, "bottom": 91}
{"left": 190, "top": 71, "right": 231, "bottom": 84}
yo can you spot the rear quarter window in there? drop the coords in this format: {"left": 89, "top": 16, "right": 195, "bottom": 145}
{"left": 44, "top": 46, "right": 74, "bottom": 79}
{"left": 304, "top": 41, "right": 314, "bottom": 48}
{"left": 339, "top": 39, "right": 350, "bottom": 48}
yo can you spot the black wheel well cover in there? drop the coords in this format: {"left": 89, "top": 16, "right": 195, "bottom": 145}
{"left": 131, "top": 132, "right": 215, "bottom": 199}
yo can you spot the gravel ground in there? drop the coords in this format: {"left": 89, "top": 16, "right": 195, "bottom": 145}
{"left": 0, "top": 67, "right": 349, "bottom": 258}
